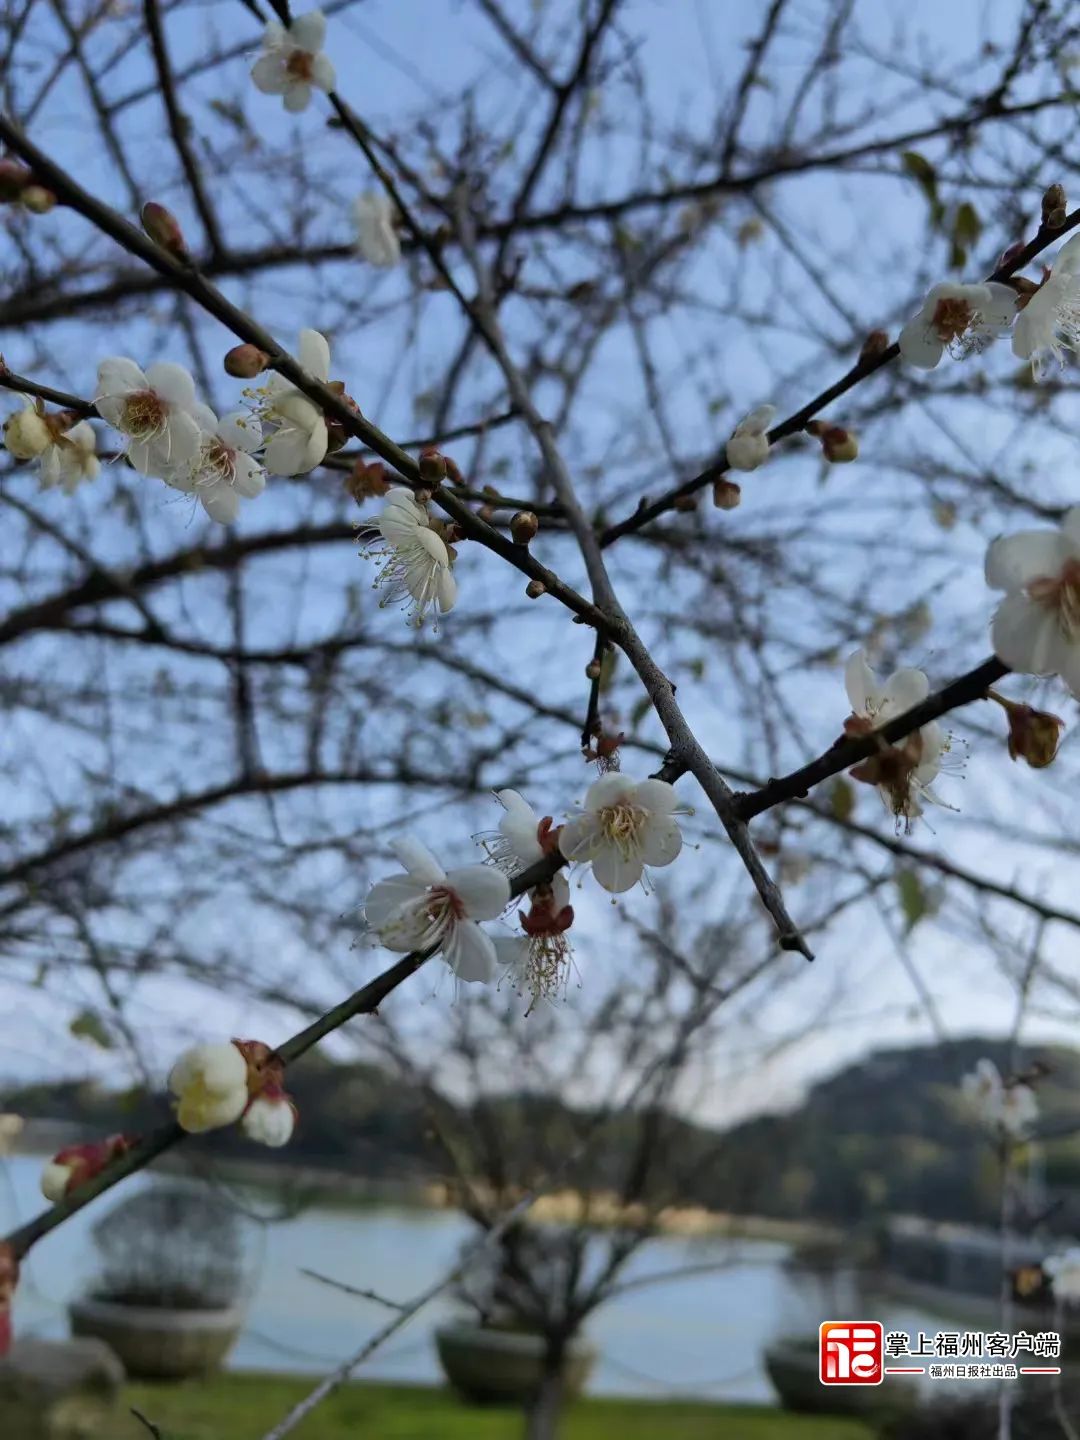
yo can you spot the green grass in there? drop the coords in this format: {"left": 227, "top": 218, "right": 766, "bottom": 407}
{"left": 121, "top": 1373, "right": 875, "bottom": 1440}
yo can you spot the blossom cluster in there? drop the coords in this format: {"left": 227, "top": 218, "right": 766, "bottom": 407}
{"left": 961, "top": 1058, "right": 1039, "bottom": 1139}
{"left": 363, "top": 776, "right": 690, "bottom": 1007}
{"left": 1, "top": 330, "right": 342, "bottom": 525}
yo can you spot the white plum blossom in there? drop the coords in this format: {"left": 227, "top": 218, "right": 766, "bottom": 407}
{"left": 3, "top": 398, "right": 99, "bottom": 493}
{"left": 843, "top": 650, "right": 953, "bottom": 824}
{"left": 364, "top": 487, "right": 457, "bottom": 626}
{"left": 725, "top": 404, "right": 774, "bottom": 472}
{"left": 354, "top": 192, "right": 401, "bottom": 268}
{"left": 254, "top": 329, "right": 331, "bottom": 477}
{"left": 1012, "top": 234, "right": 1080, "bottom": 379}
{"left": 250, "top": 10, "right": 335, "bottom": 113}
{"left": 961, "top": 1057, "right": 1005, "bottom": 1122}
{"left": 961, "top": 1058, "right": 1038, "bottom": 1138}
{"left": 480, "top": 789, "right": 551, "bottom": 875}
{"left": 1044, "top": 1248, "right": 1080, "bottom": 1304}
{"left": 898, "top": 281, "right": 1016, "bottom": 369}
{"left": 558, "top": 774, "right": 687, "bottom": 894}
{"left": 364, "top": 836, "right": 511, "bottom": 984}
{"left": 164, "top": 407, "right": 265, "bottom": 524}
{"left": 241, "top": 1088, "right": 296, "bottom": 1148}
{"left": 168, "top": 1041, "right": 250, "bottom": 1134}
{"left": 986, "top": 508, "right": 1080, "bottom": 697}
{"left": 95, "top": 358, "right": 202, "bottom": 475}
{"left": 1000, "top": 1082, "right": 1039, "bottom": 1137}
{"left": 39, "top": 421, "right": 99, "bottom": 494}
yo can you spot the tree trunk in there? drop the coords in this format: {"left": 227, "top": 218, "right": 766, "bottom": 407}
{"left": 524, "top": 1347, "right": 566, "bottom": 1440}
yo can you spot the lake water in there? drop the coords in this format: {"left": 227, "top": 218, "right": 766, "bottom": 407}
{"left": 0, "top": 1155, "right": 971, "bottom": 1401}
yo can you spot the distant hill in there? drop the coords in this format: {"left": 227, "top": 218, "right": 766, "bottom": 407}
{"left": 7, "top": 1037, "right": 1080, "bottom": 1230}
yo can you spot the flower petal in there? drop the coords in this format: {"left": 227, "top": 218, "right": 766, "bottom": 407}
{"left": 298, "top": 328, "right": 331, "bottom": 381}
{"left": 283, "top": 81, "right": 312, "bottom": 113}
{"left": 251, "top": 52, "right": 288, "bottom": 93}
{"left": 264, "top": 425, "right": 316, "bottom": 477}
{"left": 445, "top": 864, "right": 511, "bottom": 920}
{"left": 310, "top": 52, "right": 335, "bottom": 92}
{"left": 632, "top": 778, "right": 679, "bottom": 815}
{"left": 96, "top": 357, "right": 147, "bottom": 398}
{"left": 898, "top": 319, "right": 943, "bottom": 369}
{"left": 497, "top": 791, "right": 543, "bottom": 864}
{"left": 436, "top": 567, "right": 457, "bottom": 613}
{"left": 583, "top": 772, "right": 637, "bottom": 812}
{"left": 557, "top": 814, "right": 596, "bottom": 862}
{"left": 985, "top": 530, "right": 1069, "bottom": 591}
{"left": 443, "top": 920, "right": 496, "bottom": 983}
{"left": 591, "top": 847, "right": 644, "bottom": 894}
{"left": 880, "top": 667, "right": 930, "bottom": 718}
{"left": 991, "top": 595, "right": 1061, "bottom": 675}
{"left": 201, "top": 485, "right": 240, "bottom": 525}
{"left": 145, "top": 362, "right": 197, "bottom": 412}
{"left": 844, "top": 650, "right": 880, "bottom": 715}
{"left": 640, "top": 814, "right": 682, "bottom": 868}
{"left": 232, "top": 453, "right": 266, "bottom": 498}
{"left": 392, "top": 836, "right": 445, "bottom": 885}
{"left": 364, "top": 874, "right": 428, "bottom": 930}
{"left": 218, "top": 412, "right": 261, "bottom": 453}
{"left": 289, "top": 10, "right": 326, "bottom": 50}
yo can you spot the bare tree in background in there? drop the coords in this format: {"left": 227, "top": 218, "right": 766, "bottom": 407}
{"left": 3, "top": 0, "right": 1080, "bottom": 1435}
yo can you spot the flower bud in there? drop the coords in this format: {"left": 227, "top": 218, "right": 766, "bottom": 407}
{"left": 3, "top": 402, "right": 53, "bottom": 459}
{"left": 859, "top": 329, "right": 890, "bottom": 364}
{"left": 224, "top": 344, "right": 270, "bottom": 379}
{"left": 20, "top": 185, "right": 57, "bottom": 214}
{"left": 0, "top": 159, "right": 31, "bottom": 203}
{"left": 812, "top": 423, "right": 858, "bottom": 463}
{"left": 40, "top": 1134, "right": 134, "bottom": 1203}
{"left": 673, "top": 493, "right": 698, "bottom": 511}
{"left": 510, "top": 510, "right": 539, "bottom": 545}
{"left": 999, "top": 240, "right": 1026, "bottom": 269}
{"left": 712, "top": 478, "right": 742, "bottom": 510}
{"left": 169, "top": 1040, "right": 250, "bottom": 1134}
{"left": 992, "top": 692, "right": 1064, "bottom": 768}
{"left": 140, "top": 201, "right": 187, "bottom": 258}
{"left": 444, "top": 456, "right": 465, "bottom": 487}
{"left": 525, "top": 579, "right": 546, "bottom": 598}
{"left": 418, "top": 447, "right": 447, "bottom": 485}
{"left": 241, "top": 1083, "right": 297, "bottom": 1149}
{"left": 1042, "top": 184, "right": 1067, "bottom": 230}
{"left": 585, "top": 658, "right": 601, "bottom": 680}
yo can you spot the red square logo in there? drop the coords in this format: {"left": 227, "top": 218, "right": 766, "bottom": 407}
{"left": 819, "top": 1321, "right": 883, "bottom": 1385}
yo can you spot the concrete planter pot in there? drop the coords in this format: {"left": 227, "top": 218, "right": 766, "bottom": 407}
{"left": 68, "top": 1297, "right": 243, "bottom": 1379}
{"left": 435, "top": 1321, "right": 596, "bottom": 1405}
{"left": 764, "top": 1335, "right": 916, "bottom": 1421}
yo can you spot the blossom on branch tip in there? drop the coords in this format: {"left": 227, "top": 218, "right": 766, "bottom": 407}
{"left": 165, "top": 407, "right": 266, "bottom": 524}
{"left": 364, "top": 836, "right": 511, "bottom": 984}
{"left": 1012, "top": 235, "right": 1080, "bottom": 378}
{"left": 40, "top": 1134, "right": 134, "bottom": 1203}
{"left": 898, "top": 281, "right": 1016, "bottom": 369}
{"left": 558, "top": 774, "right": 688, "bottom": 893}
{"left": 253, "top": 329, "right": 331, "bottom": 476}
{"left": 354, "top": 192, "right": 401, "bottom": 268}
{"left": 362, "top": 487, "right": 457, "bottom": 626}
{"left": 725, "top": 404, "right": 774, "bottom": 472}
{"left": 1044, "top": 1249, "right": 1080, "bottom": 1304}
{"left": 843, "top": 651, "right": 957, "bottom": 826}
{"left": 251, "top": 10, "right": 335, "bottom": 112}
{"left": 169, "top": 1041, "right": 250, "bottom": 1133}
{"left": 95, "top": 358, "right": 202, "bottom": 475}
{"left": 986, "top": 508, "right": 1080, "bottom": 696}
{"left": 242, "top": 1084, "right": 297, "bottom": 1148}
